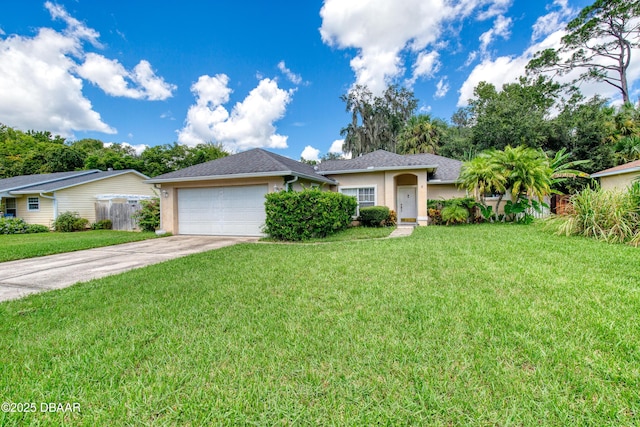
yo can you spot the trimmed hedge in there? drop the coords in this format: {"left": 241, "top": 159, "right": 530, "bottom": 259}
{"left": 264, "top": 189, "right": 357, "bottom": 241}
{"left": 0, "top": 217, "right": 50, "bottom": 234}
{"left": 359, "top": 206, "right": 390, "bottom": 227}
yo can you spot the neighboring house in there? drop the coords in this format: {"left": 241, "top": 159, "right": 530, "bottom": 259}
{"left": 591, "top": 160, "right": 640, "bottom": 191}
{"left": 0, "top": 170, "right": 156, "bottom": 227}
{"left": 147, "top": 148, "right": 464, "bottom": 236}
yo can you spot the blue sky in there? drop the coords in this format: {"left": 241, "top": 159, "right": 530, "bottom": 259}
{"left": 2, "top": 0, "right": 636, "bottom": 162}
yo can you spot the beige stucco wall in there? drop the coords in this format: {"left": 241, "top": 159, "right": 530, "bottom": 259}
{"left": 156, "top": 177, "right": 283, "bottom": 234}
{"left": 599, "top": 172, "right": 639, "bottom": 191}
{"left": 55, "top": 172, "right": 156, "bottom": 223}
{"left": 13, "top": 196, "right": 55, "bottom": 227}
{"left": 427, "top": 183, "right": 465, "bottom": 201}
{"left": 327, "top": 170, "right": 430, "bottom": 225}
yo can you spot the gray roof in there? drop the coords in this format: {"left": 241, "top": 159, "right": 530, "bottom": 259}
{"left": 405, "top": 153, "right": 462, "bottom": 183}
{"left": 147, "top": 148, "right": 337, "bottom": 185}
{"left": 317, "top": 150, "right": 461, "bottom": 182}
{"left": 317, "top": 150, "right": 437, "bottom": 173}
{"left": 0, "top": 170, "right": 148, "bottom": 195}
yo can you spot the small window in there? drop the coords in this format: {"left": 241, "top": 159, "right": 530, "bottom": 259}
{"left": 340, "top": 187, "right": 376, "bottom": 215}
{"left": 27, "top": 197, "right": 40, "bottom": 211}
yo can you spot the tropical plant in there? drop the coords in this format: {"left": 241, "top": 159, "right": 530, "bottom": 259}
{"left": 460, "top": 146, "right": 553, "bottom": 217}
{"left": 547, "top": 148, "right": 591, "bottom": 189}
{"left": 458, "top": 152, "right": 506, "bottom": 206}
{"left": 397, "top": 115, "right": 442, "bottom": 154}
{"left": 441, "top": 202, "right": 469, "bottom": 225}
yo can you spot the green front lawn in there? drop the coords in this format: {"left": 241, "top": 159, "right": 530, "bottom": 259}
{"left": 0, "top": 230, "right": 160, "bottom": 262}
{"left": 1, "top": 224, "right": 639, "bottom": 425}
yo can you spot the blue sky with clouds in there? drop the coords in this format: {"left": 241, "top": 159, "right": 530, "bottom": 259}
{"left": 2, "top": 0, "right": 637, "bottom": 162}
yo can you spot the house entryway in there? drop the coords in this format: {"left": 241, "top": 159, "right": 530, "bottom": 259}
{"left": 397, "top": 186, "right": 417, "bottom": 224}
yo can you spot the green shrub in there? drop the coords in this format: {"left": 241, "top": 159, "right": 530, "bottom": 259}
{"left": 0, "top": 218, "right": 50, "bottom": 234}
{"left": 264, "top": 189, "right": 357, "bottom": 241}
{"left": 91, "top": 219, "right": 113, "bottom": 230}
{"left": 0, "top": 217, "right": 29, "bottom": 234}
{"left": 25, "top": 224, "right": 50, "bottom": 233}
{"left": 52, "top": 211, "right": 89, "bottom": 232}
{"left": 359, "top": 206, "right": 390, "bottom": 227}
{"left": 134, "top": 198, "right": 160, "bottom": 232}
{"left": 441, "top": 204, "right": 469, "bottom": 225}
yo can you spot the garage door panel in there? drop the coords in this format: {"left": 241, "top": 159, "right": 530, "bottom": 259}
{"left": 178, "top": 185, "right": 267, "bottom": 236}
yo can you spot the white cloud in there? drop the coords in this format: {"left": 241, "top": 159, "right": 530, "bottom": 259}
{"left": 476, "top": 0, "right": 511, "bottom": 21}
{"left": 45, "top": 1, "right": 101, "bottom": 48}
{"left": 407, "top": 51, "right": 440, "bottom": 86}
{"left": 329, "top": 139, "right": 344, "bottom": 154}
{"left": 531, "top": 0, "right": 574, "bottom": 42}
{"left": 0, "top": 28, "right": 5, "bottom": 36}
{"left": 320, "top": 0, "right": 515, "bottom": 95}
{"left": 178, "top": 75, "right": 294, "bottom": 151}
{"left": 479, "top": 15, "right": 512, "bottom": 57}
{"left": 435, "top": 78, "right": 450, "bottom": 98}
{"left": 301, "top": 145, "right": 321, "bottom": 162}
{"left": 0, "top": 3, "right": 174, "bottom": 137}
{"left": 77, "top": 54, "right": 175, "bottom": 100}
{"left": 277, "top": 61, "right": 303, "bottom": 85}
{"left": 0, "top": 28, "right": 114, "bottom": 136}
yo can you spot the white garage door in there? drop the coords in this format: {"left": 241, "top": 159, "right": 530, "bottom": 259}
{"left": 177, "top": 185, "right": 268, "bottom": 236}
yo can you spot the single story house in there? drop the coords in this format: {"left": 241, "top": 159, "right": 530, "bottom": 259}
{"left": 0, "top": 169, "right": 156, "bottom": 227}
{"left": 591, "top": 160, "right": 640, "bottom": 191}
{"left": 147, "top": 148, "right": 464, "bottom": 236}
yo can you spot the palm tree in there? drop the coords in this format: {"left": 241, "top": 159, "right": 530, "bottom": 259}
{"left": 458, "top": 152, "right": 506, "bottom": 206}
{"left": 493, "top": 145, "right": 552, "bottom": 204}
{"left": 397, "top": 115, "right": 441, "bottom": 154}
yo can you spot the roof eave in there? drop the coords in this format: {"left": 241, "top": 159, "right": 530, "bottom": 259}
{"left": 10, "top": 170, "right": 149, "bottom": 193}
{"left": 591, "top": 167, "right": 640, "bottom": 179}
{"left": 319, "top": 165, "right": 438, "bottom": 175}
{"left": 0, "top": 170, "right": 99, "bottom": 193}
{"left": 147, "top": 170, "right": 335, "bottom": 185}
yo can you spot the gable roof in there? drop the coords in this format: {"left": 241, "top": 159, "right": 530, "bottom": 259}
{"left": 591, "top": 159, "right": 640, "bottom": 179}
{"left": 0, "top": 170, "right": 149, "bottom": 196}
{"left": 317, "top": 150, "right": 462, "bottom": 182}
{"left": 147, "top": 148, "right": 337, "bottom": 185}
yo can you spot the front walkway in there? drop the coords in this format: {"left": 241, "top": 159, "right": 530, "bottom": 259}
{"left": 0, "top": 235, "right": 257, "bottom": 302}
{"left": 388, "top": 226, "right": 415, "bottom": 238}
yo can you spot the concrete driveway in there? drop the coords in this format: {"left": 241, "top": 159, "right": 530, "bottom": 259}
{"left": 0, "top": 235, "right": 257, "bottom": 302}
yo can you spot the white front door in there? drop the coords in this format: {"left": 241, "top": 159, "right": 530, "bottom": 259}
{"left": 397, "top": 186, "right": 417, "bottom": 223}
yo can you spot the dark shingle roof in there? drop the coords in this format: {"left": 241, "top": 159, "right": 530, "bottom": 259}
{"left": 11, "top": 170, "right": 147, "bottom": 193}
{"left": 317, "top": 150, "right": 437, "bottom": 173}
{"left": 148, "top": 148, "right": 336, "bottom": 184}
{"left": 0, "top": 170, "right": 96, "bottom": 193}
{"left": 405, "top": 153, "right": 462, "bottom": 182}
{"left": 316, "top": 150, "right": 461, "bottom": 182}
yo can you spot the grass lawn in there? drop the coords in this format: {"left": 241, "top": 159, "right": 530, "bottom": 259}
{"left": 0, "top": 230, "right": 160, "bottom": 262}
{"left": 0, "top": 224, "right": 639, "bottom": 425}
{"left": 261, "top": 225, "right": 394, "bottom": 243}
